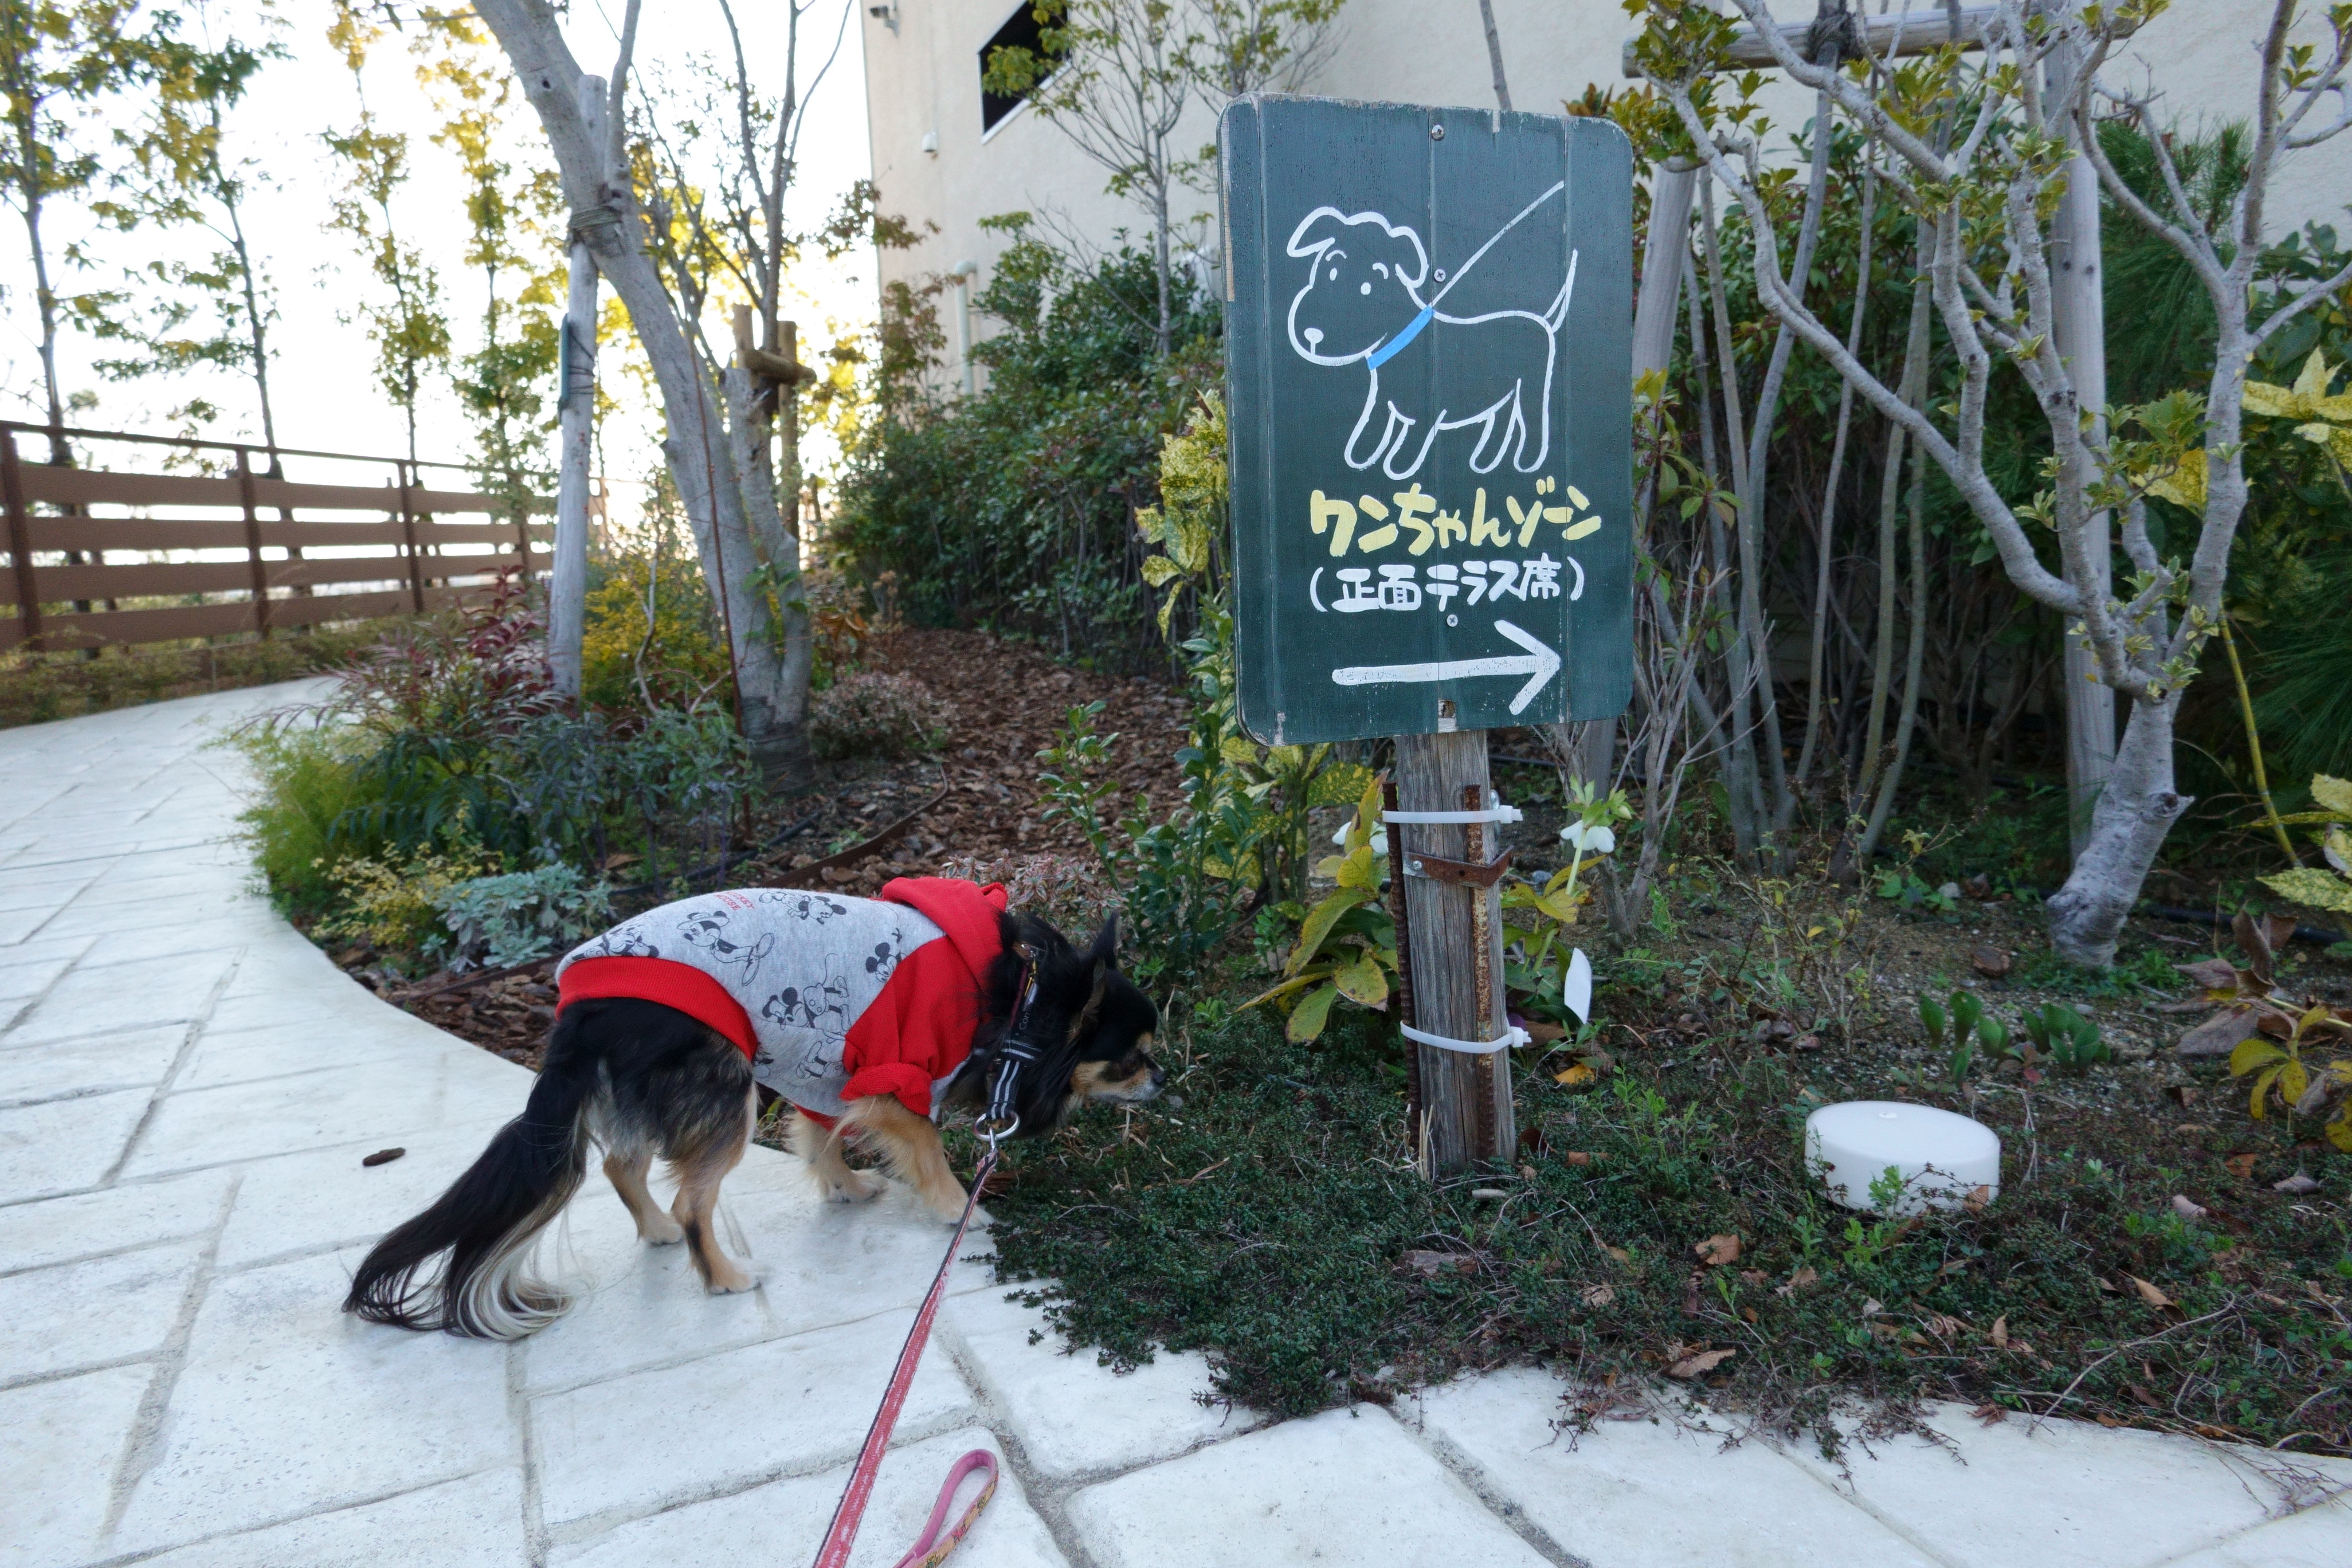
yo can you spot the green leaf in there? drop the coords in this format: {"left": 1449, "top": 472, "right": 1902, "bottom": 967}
{"left": 2230, "top": 1036, "right": 2288, "bottom": 1076}
{"left": 2261, "top": 868, "right": 2352, "bottom": 913}
{"left": 1307, "top": 761, "right": 1377, "bottom": 807}
{"left": 1335, "top": 951, "right": 1388, "bottom": 1007}
{"left": 2311, "top": 774, "right": 2352, "bottom": 817}
{"left": 1919, "top": 997, "right": 1947, "bottom": 1047}
{"left": 1286, "top": 982, "right": 1338, "bottom": 1042}
{"left": 1287, "top": 887, "right": 1369, "bottom": 976}
{"left": 1140, "top": 554, "right": 1182, "bottom": 587}
{"left": 1240, "top": 966, "right": 1336, "bottom": 1010}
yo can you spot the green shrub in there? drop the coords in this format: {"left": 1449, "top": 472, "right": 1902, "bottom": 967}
{"left": 432, "top": 864, "right": 613, "bottom": 971}
{"left": 233, "top": 720, "right": 397, "bottom": 914}
{"left": 831, "top": 228, "right": 1219, "bottom": 669}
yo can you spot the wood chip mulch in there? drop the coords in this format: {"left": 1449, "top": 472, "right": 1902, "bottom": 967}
{"left": 335, "top": 628, "right": 1192, "bottom": 1068}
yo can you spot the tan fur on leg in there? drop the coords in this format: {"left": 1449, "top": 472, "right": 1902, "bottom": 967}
{"left": 840, "top": 1095, "right": 967, "bottom": 1222}
{"left": 667, "top": 1087, "right": 757, "bottom": 1293}
{"left": 786, "top": 1108, "right": 884, "bottom": 1204}
{"left": 606, "top": 1150, "right": 685, "bottom": 1245}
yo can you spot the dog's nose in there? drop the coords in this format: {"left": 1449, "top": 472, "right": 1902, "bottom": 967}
{"left": 1303, "top": 327, "right": 1323, "bottom": 348}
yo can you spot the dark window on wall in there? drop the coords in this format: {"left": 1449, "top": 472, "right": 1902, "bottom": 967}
{"left": 980, "top": 3, "right": 1047, "bottom": 134}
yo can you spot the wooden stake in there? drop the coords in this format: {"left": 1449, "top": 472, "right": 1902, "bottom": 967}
{"left": 1394, "top": 727, "right": 1515, "bottom": 1175}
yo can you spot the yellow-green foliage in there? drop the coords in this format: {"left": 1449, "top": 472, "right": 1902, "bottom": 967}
{"left": 1136, "top": 395, "right": 1227, "bottom": 632}
{"left": 316, "top": 845, "right": 497, "bottom": 965}
{"left": 2263, "top": 774, "right": 2352, "bottom": 914}
{"left": 582, "top": 554, "right": 731, "bottom": 711}
{"left": 234, "top": 722, "right": 387, "bottom": 912}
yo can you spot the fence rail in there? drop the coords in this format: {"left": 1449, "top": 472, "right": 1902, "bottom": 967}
{"left": 0, "top": 422, "right": 553, "bottom": 654}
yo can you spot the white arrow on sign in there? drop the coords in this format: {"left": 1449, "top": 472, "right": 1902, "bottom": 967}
{"left": 1329, "top": 618, "right": 1562, "bottom": 715}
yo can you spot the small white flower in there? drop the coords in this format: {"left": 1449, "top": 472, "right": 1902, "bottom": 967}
{"left": 1333, "top": 814, "right": 1389, "bottom": 854}
{"left": 1559, "top": 822, "right": 1616, "bottom": 854}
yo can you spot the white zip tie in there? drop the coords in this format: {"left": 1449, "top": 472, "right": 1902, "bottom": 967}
{"left": 1401, "top": 1021, "right": 1529, "bottom": 1055}
{"left": 1381, "top": 803, "right": 1523, "bottom": 825}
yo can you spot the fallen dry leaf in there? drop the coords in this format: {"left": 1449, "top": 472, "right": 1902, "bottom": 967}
{"left": 1922, "top": 1312, "right": 1967, "bottom": 1339}
{"left": 1990, "top": 1314, "right": 2009, "bottom": 1349}
{"left": 2274, "top": 1170, "right": 2322, "bottom": 1195}
{"left": 2095, "top": 1414, "right": 2123, "bottom": 1428}
{"left": 2176, "top": 1005, "right": 2260, "bottom": 1059}
{"left": 2170, "top": 1194, "right": 2210, "bottom": 1220}
{"left": 2128, "top": 1382, "right": 2163, "bottom": 1408}
{"left": 1963, "top": 1185, "right": 1993, "bottom": 1214}
{"left": 2128, "top": 1275, "right": 2175, "bottom": 1310}
{"left": 1739, "top": 1268, "right": 1768, "bottom": 1286}
{"left": 1604, "top": 1244, "right": 1631, "bottom": 1262}
{"left": 2225, "top": 1154, "right": 2258, "bottom": 1181}
{"left": 1667, "top": 1346, "right": 1737, "bottom": 1379}
{"left": 1401, "top": 1250, "right": 1477, "bottom": 1278}
{"left": 1861, "top": 1296, "right": 1885, "bottom": 1318}
{"left": 2174, "top": 957, "right": 2242, "bottom": 991}
{"left": 1970, "top": 945, "right": 2013, "bottom": 978}
{"left": 1775, "top": 1266, "right": 1820, "bottom": 1298}
{"left": 1694, "top": 1233, "right": 1742, "bottom": 1267}
{"left": 1971, "top": 1402, "right": 2008, "bottom": 1426}
{"left": 1740, "top": 1305, "right": 1759, "bottom": 1324}
{"left": 1554, "top": 1063, "right": 1597, "bottom": 1088}
{"left": 1561, "top": 1150, "right": 1608, "bottom": 1167}
{"left": 1579, "top": 1283, "right": 1616, "bottom": 1307}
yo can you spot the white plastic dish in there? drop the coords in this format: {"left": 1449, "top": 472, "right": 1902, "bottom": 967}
{"left": 1805, "top": 1100, "right": 2001, "bottom": 1216}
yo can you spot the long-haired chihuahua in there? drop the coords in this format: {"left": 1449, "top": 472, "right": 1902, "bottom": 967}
{"left": 343, "top": 888, "right": 1159, "bottom": 1339}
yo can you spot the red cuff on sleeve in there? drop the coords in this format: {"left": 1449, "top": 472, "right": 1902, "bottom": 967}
{"left": 841, "top": 1063, "right": 937, "bottom": 1121}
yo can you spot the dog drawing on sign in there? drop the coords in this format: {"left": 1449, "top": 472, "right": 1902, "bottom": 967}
{"left": 1285, "top": 182, "right": 1576, "bottom": 480}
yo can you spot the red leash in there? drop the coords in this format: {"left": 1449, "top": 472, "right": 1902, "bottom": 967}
{"left": 810, "top": 1147, "right": 1001, "bottom": 1568}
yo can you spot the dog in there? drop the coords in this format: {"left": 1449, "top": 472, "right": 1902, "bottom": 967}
{"left": 1285, "top": 191, "right": 1575, "bottom": 480}
{"left": 342, "top": 883, "right": 1161, "bottom": 1339}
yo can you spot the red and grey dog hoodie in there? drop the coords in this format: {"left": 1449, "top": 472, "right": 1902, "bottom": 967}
{"left": 553, "top": 877, "right": 1008, "bottom": 1126}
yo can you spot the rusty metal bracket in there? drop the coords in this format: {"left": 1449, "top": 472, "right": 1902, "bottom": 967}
{"left": 1401, "top": 846, "right": 1514, "bottom": 888}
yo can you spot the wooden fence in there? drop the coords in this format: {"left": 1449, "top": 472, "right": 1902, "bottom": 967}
{"left": 0, "top": 422, "right": 553, "bottom": 653}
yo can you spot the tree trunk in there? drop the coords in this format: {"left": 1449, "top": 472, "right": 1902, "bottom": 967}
{"left": 2046, "top": 693, "right": 2188, "bottom": 964}
{"left": 477, "top": 0, "right": 808, "bottom": 783}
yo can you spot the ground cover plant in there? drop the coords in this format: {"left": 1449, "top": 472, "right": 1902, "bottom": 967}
{"left": 0, "top": 618, "right": 396, "bottom": 728}
{"left": 971, "top": 892, "right": 2352, "bottom": 1452}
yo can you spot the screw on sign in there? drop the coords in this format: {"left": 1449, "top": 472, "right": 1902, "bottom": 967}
{"left": 1221, "top": 95, "right": 1633, "bottom": 1175}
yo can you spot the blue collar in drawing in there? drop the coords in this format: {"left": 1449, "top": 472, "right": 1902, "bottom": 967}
{"left": 1365, "top": 304, "right": 1435, "bottom": 369}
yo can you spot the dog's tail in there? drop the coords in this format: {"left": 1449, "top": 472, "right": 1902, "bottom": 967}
{"left": 343, "top": 1014, "right": 599, "bottom": 1339}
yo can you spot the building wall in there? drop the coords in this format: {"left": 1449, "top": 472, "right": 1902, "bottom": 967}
{"left": 861, "top": 0, "right": 2352, "bottom": 390}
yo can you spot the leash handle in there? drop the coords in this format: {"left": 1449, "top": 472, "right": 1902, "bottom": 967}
{"left": 889, "top": 1449, "right": 998, "bottom": 1568}
{"left": 810, "top": 1147, "right": 998, "bottom": 1568}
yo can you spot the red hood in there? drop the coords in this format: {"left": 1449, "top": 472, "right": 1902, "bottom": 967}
{"left": 877, "top": 876, "right": 1008, "bottom": 983}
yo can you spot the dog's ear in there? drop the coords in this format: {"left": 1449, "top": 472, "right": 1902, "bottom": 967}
{"left": 1384, "top": 226, "right": 1429, "bottom": 289}
{"left": 1085, "top": 915, "right": 1119, "bottom": 972}
{"left": 1285, "top": 206, "right": 1347, "bottom": 259}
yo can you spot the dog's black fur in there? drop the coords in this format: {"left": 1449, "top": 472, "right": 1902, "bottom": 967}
{"left": 344, "top": 907, "right": 1157, "bottom": 1338}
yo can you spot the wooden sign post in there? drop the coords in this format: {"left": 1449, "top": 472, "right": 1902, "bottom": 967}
{"left": 1221, "top": 96, "right": 1633, "bottom": 1174}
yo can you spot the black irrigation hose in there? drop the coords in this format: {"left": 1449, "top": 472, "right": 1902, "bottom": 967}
{"left": 2138, "top": 903, "right": 2349, "bottom": 949}
{"left": 606, "top": 806, "right": 825, "bottom": 901}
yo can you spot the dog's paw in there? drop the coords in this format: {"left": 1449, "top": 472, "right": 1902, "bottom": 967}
{"left": 822, "top": 1170, "right": 885, "bottom": 1204}
{"left": 638, "top": 1214, "right": 687, "bottom": 1246}
{"left": 705, "top": 1263, "right": 763, "bottom": 1295}
{"left": 922, "top": 1186, "right": 972, "bottom": 1225}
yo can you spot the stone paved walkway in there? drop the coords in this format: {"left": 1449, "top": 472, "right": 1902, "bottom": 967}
{"left": 3, "top": 682, "right": 2350, "bottom": 1567}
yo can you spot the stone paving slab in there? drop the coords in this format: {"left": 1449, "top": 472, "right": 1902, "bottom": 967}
{"left": 1, "top": 681, "right": 2349, "bottom": 1568}
{"left": 1067, "top": 1404, "right": 1555, "bottom": 1567}
{"left": 1407, "top": 1366, "right": 1945, "bottom": 1568}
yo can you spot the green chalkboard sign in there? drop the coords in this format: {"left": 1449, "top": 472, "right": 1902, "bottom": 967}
{"left": 1221, "top": 95, "right": 1633, "bottom": 745}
